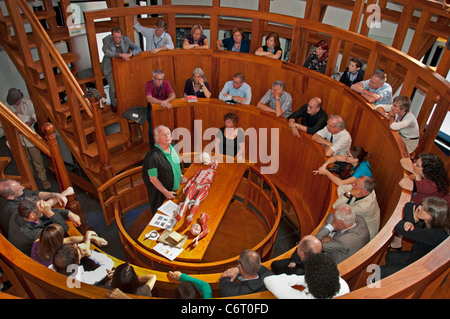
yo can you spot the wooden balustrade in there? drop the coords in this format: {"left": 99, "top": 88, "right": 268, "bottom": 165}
{"left": 83, "top": 4, "right": 450, "bottom": 163}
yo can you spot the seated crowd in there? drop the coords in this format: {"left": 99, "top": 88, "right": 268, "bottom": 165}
{"left": 0, "top": 21, "right": 447, "bottom": 299}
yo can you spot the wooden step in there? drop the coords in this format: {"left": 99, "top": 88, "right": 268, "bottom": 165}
{"left": 83, "top": 131, "right": 131, "bottom": 159}
{"left": 0, "top": 10, "right": 56, "bottom": 27}
{"left": 64, "top": 108, "right": 122, "bottom": 137}
{"left": 4, "top": 26, "right": 70, "bottom": 49}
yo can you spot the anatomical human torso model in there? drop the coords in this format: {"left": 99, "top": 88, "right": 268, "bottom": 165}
{"left": 175, "top": 153, "right": 217, "bottom": 247}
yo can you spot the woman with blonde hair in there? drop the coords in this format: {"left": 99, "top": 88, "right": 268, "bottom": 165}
{"left": 183, "top": 24, "right": 209, "bottom": 49}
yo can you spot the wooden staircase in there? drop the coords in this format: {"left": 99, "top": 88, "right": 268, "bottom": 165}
{"left": 0, "top": 0, "right": 148, "bottom": 191}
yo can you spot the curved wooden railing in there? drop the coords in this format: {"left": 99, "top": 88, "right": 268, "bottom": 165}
{"left": 98, "top": 159, "right": 282, "bottom": 274}
{"left": 84, "top": 4, "right": 450, "bottom": 158}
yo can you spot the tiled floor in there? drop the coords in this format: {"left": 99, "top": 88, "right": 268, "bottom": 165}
{"left": 0, "top": 136, "right": 301, "bottom": 262}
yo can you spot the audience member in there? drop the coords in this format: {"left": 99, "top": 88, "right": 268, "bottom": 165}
{"left": 313, "top": 145, "right": 371, "bottom": 185}
{"left": 31, "top": 224, "right": 107, "bottom": 267}
{"left": 270, "top": 235, "right": 322, "bottom": 275}
{"left": 214, "top": 113, "right": 245, "bottom": 159}
{"left": 0, "top": 179, "right": 78, "bottom": 236}
{"left": 264, "top": 253, "right": 350, "bottom": 299}
{"left": 142, "top": 125, "right": 187, "bottom": 215}
{"left": 183, "top": 67, "right": 211, "bottom": 98}
{"left": 174, "top": 281, "right": 204, "bottom": 299}
{"left": 219, "top": 249, "right": 272, "bottom": 297}
{"left": 101, "top": 27, "right": 141, "bottom": 112}
{"left": 6, "top": 88, "right": 51, "bottom": 189}
{"left": 168, "top": 270, "right": 212, "bottom": 299}
{"left": 351, "top": 72, "right": 393, "bottom": 106}
{"left": 332, "top": 176, "right": 380, "bottom": 240}
{"left": 254, "top": 32, "right": 282, "bottom": 60}
{"left": 339, "top": 57, "right": 365, "bottom": 87}
{"left": 287, "top": 96, "right": 327, "bottom": 136}
{"left": 315, "top": 204, "right": 370, "bottom": 264}
{"left": 133, "top": 16, "right": 174, "bottom": 53}
{"left": 145, "top": 69, "right": 176, "bottom": 145}
{"left": 51, "top": 243, "right": 114, "bottom": 286}
{"left": 379, "top": 197, "right": 449, "bottom": 279}
{"left": 8, "top": 196, "right": 70, "bottom": 256}
{"left": 375, "top": 95, "right": 419, "bottom": 154}
{"left": 218, "top": 73, "right": 252, "bottom": 105}
{"left": 105, "top": 263, "right": 156, "bottom": 298}
{"left": 182, "top": 24, "right": 208, "bottom": 49}
{"left": 216, "top": 27, "right": 250, "bottom": 53}
{"left": 256, "top": 80, "right": 292, "bottom": 118}
{"left": 312, "top": 115, "right": 352, "bottom": 156}
{"left": 303, "top": 40, "right": 329, "bottom": 74}
{"left": 399, "top": 154, "right": 450, "bottom": 207}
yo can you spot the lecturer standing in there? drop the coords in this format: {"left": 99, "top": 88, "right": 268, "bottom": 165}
{"left": 142, "top": 125, "right": 187, "bottom": 215}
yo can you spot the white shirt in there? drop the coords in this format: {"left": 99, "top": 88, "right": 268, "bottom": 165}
{"left": 49, "top": 251, "right": 114, "bottom": 285}
{"left": 264, "top": 273, "right": 350, "bottom": 299}
{"left": 315, "top": 127, "right": 352, "bottom": 156}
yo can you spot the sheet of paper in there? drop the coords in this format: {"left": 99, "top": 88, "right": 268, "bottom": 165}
{"left": 153, "top": 243, "right": 183, "bottom": 261}
{"left": 157, "top": 200, "right": 179, "bottom": 217}
{"left": 148, "top": 212, "right": 177, "bottom": 231}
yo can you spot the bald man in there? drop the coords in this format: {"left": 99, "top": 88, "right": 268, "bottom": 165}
{"left": 271, "top": 235, "right": 323, "bottom": 275}
{"left": 287, "top": 97, "right": 327, "bottom": 136}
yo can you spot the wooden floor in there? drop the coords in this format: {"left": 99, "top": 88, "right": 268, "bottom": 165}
{"left": 202, "top": 199, "right": 269, "bottom": 262}
{"left": 128, "top": 199, "right": 269, "bottom": 263}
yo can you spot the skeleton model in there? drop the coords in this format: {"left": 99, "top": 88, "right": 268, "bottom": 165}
{"left": 175, "top": 154, "right": 218, "bottom": 226}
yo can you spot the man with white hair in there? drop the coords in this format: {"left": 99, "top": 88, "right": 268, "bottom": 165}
{"left": 315, "top": 204, "right": 370, "bottom": 264}
{"left": 142, "top": 125, "right": 187, "bottom": 215}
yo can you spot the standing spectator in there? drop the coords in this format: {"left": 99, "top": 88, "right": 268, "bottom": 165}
{"left": 264, "top": 253, "right": 350, "bottom": 299}
{"left": 312, "top": 115, "right": 352, "bottom": 156}
{"left": 218, "top": 73, "right": 252, "bottom": 105}
{"left": 216, "top": 27, "right": 250, "bottom": 53}
{"left": 219, "top": 249, "right": 272, "bottom": 297}
{"left": 303, "top": 40, "right": 329, "bottom": 74}
{"left": 332, "top": 176, "right": 381, "bottom": 240}
{"left": 182, "top": 24, "right": 209, "bottom": 49}
{"left": 380, "top": 197, "right": 450, "bottom": 279}
{"left": 183, "top": 68, "right": 211, "bottom": 98}
{"left": 133, "top": 16, "right": 174, "bottom": 53}
{"left": 351, "top": 72, "right": 393, "bottom": 106}
{"left": 145, "top": 69, "right": 176, "bottom": 145}
{"left": 256, "top": 80, "right": 292, "bottom": 118}
{"left": 270, "top": 235, "right": 323, "bottom": 275}
{"left": 287, "top": 96, "right": 327, "bottom": 136}
{"left": 255, "top": 32, "right": 283, "bottom": 60}
{"left": 6, "top": 88, "right": 51, "bottom": 189}
{"left": 315, "top": 204, "right": 370, "bottom": 264}
{"left": 375, "top": 95, "right": 419, "bottom": 154}
{"left": 339, "top": 57, "right": 365, "bottom": 87}
{"left": 101, "top": 27, "right": 141, "bottom": 112}
{"left": 168, "top": 270, "right": 212, "bottom": 298}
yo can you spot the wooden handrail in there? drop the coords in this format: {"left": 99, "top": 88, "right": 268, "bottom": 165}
{"left": 0, "top": 100, "right": 50, "bottom": 157}
{"left": 15, "top": 0, "right": 93, "bottom": 118}
{"left": 102, "top": 162, "right": 282, "bottom": 273}
{"left": 83, "top": 4, "right": 450, "bottom": 160}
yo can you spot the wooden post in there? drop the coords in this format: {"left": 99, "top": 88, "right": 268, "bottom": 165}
{"left": 42, "top": 122, "right": 86, "bottom": 227}
{"left": 88, "top": 97, "right": 114, "bottom": 184}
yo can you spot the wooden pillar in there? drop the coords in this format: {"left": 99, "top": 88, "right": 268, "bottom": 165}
{"left": 89, "top": 97, "right": 114, "bottom": 184}
{"left": 42, "top": 122, "right": 86, "bottom": 227}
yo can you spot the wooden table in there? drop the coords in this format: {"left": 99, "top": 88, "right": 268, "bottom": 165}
{"left": 138, "top": 162, "right": 247, "bottom": 262}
